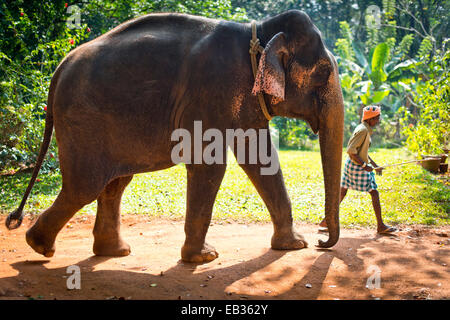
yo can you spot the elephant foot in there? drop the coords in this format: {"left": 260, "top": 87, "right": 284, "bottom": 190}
{"left": 93, "top": 237, "right": 131, "bottom": 256}
{"left": 271, "top": 229, "right": 308, "bottom": 250}
{"left": 26, "top": 225, "right": 56, "bottom": 258}
{"left": 181, "top": 242, "right": 218, "bottom": 263}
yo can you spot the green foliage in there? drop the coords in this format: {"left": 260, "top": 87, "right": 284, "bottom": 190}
{"left": 335, "top": 21, "right": 354, "bottom": 62}
{"left": 385, "top": 36, "right": 396, "bottom": 60}
{"left": 401, "top": 50, "right": 450, "bottom": 156}
{"left": 397, "top": 34, "right": 415, "bottom": 59}
{"left": 340, "top": 41, "right": 394, "bottom": 111}
{"left": 271, "top": 117, "right": 317, "bottom": 150}
{"left": 333, "top": 1, "right": 448, "bottom": 140}
{"left": 155, "top": 0, "right": 248, "bottom": 20}
{"left": 370, "top": 42, "right": 390, "bottom": 88}
{"left": 332, "top": 11, "right": 445, "bottom": 149}
{"left": 0, "top": 2, "right": 89, "bottom": 172}
{"left": 81, "top": 0, "right": 248, "bottom": 37}
{"left": 365, "top": 16, "right": 379, "bottom": 49}
{"left": 335, "top": 38, "right": 354, "bottom": 62}
{"left": 382, "top": 0, "right": 396, "bottom": 19}
{"left": 380, "top": 19, "right": 397, "bottom": 42}
{"left": 338, "top": 20, "right": 353, "bottom": 41}
{"left": 417, "top": 36, "right": 434, "bottom": 60}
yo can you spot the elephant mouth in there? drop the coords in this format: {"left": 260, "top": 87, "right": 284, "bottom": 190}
{"left": 288, "top": 110, "right": 319, "bottom": 134}
{"left": 290, "top": 110, "right": 304, "bottom": 118}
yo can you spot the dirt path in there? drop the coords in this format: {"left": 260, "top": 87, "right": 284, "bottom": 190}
{"left": 0, "top": 214, "right": 448, "bottom": 300}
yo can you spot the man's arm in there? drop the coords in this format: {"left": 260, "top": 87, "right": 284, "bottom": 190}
{"left": 368, "top": 155, "right": 383, "bottom": 175}
{"left": 368, "top": 155, "right": 378, "bottom": 167}
{"left": 349, "top": 153, "right": 373, "bottom": 172}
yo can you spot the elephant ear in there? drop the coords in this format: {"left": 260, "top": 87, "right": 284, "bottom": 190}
{"left": 252, "top": 32, "right": 288, "bottom": 103}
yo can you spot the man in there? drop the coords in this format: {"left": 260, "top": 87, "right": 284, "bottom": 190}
{"left": 319, "top": 105, "right": 397, "bottom": 234}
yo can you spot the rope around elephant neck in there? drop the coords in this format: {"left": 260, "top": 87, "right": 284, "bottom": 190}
{"left": 249, "top": 20, "right": 273, "bottom": 121}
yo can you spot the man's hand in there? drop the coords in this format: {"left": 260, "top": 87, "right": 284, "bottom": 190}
{"left": 368, "top": 156, "right": 381, "bottom": 175}
{"left": 375, "top": 167, "right": 383, "bottom": 176}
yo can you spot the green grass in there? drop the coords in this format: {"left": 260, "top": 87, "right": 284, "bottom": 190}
{"left": 1, "top": 148, "right": 449, "bottom": 227}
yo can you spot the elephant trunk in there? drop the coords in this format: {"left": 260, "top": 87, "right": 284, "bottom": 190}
{"left": 317, "top": 65, "right": 345, "bottom": 248}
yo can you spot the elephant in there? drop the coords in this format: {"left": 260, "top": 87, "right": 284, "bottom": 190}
{"left": 6, "top": 10, "right": 344, "bottom": 263}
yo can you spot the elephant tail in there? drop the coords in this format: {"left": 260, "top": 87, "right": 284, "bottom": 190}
{"left": 5, "top": 68, "right": 59, "bottom": 230}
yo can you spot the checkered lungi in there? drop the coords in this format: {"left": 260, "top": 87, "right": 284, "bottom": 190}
{"left": 341, "top": 158, "right": 377, "bottom": 192}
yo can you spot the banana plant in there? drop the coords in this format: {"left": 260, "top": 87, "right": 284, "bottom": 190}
{"left": 351, "top": 42, "right": 420, "bottom": 108}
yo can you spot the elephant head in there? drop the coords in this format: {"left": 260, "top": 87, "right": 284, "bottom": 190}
{"left": 252, "top": 11, "right": 344, "bottom": 247}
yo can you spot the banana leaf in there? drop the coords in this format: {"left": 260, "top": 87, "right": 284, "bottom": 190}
{"left": 387, "top": 59, "right": 420, "bottom": 82}
{"left": 352, "top": 41, "right": 370, "bottom": 75}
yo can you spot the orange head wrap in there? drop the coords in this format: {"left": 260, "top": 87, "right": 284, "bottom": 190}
{"left": 362, "top": 105, "right": 381, "bottom": 121}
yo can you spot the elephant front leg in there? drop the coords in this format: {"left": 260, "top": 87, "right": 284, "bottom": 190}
{"left": 181, "top": 163, "right": 226, "bottom": 263}
{"left": 93, "top": 175, "right": 133, "bottom": 256}
{"left": 236, "top": 148, "right": 308, "bottom": 250}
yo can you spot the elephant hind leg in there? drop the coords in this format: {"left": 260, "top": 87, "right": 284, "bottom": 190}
{"left": 26, "top": 186, "right": 99, "bottom": 257}
{"left": 26, "top": 158, "right": 116, "bottom": 257}
{"left": 93, "top": 175, "right": 133, "bottom": 256}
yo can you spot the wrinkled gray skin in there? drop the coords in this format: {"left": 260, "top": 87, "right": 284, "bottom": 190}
{"left": 10, "top": 10, "right": 344, "bottom": 262}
